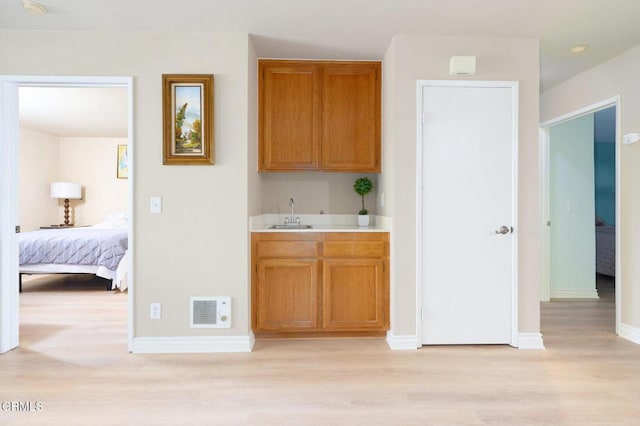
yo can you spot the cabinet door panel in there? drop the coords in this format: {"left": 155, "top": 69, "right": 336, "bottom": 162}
{"left": 323, "top": 259, "right": 385, "bottom": 330}
{"left": 257, "top": 259, "right": 320, "bottom": 330}
{"left": 321, "top": 64, "right": 381, "bottom": 172}
{"left": 259, "top": 63, "right": 320, "bottom": 170}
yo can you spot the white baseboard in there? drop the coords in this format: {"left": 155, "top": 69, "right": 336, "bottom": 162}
{"left": 131, "top": 334, "right": 255, "bottom": 354}
{"left": 550, "top": 289, "right": 599, "bottom": 299}
{"left": 517, "top": 332, "right": 545, "bottom": 349}
{"left": 386, "top": 331, "right": 419, "bottom": 350}
{"left": 618, "top": 322, "right": 640, "bottom": 345}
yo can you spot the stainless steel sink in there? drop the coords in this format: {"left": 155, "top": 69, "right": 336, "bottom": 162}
{"left": 269, "top": 224, "right": 313, "bottom": 230}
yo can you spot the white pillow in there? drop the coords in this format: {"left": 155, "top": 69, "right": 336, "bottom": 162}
{"left": 93, "top": 210, "right": 128, "bottom": 229}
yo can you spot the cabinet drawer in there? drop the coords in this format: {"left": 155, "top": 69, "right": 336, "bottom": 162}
{"left": 323, "top": 241, "right": 385, "bottom": 258}
{"left": 323, "top": 233, "right": 388, "bottom": 258}
{"left": 255, "top": 240, "right": 321, "bottom": 258}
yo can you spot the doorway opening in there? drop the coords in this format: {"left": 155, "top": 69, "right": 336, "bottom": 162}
{"left": 0, "top": 76, "right": 134, "bottom": 355}
{"left": 539, "top": 97, "right": 621, "bottom": 336}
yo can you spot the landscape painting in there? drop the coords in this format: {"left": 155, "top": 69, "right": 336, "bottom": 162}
{"left": 117, "top": 144, "right": 128, "bottom": 179}
{"left": 162, "top": 74, "right": 214, "bottom": 165}
{"left": 174, "top": 85, "right": 203, "bottom": 154}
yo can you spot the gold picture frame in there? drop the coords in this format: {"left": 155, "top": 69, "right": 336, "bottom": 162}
{"left": 117, "top": 144, "right": 128, "bottom": 179}
{"left": 162, "top": 74, "right": 214, "bottom": 165}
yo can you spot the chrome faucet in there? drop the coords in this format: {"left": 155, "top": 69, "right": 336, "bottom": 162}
{"left": 284, "top": 198, "right": 300, "bottom": 225}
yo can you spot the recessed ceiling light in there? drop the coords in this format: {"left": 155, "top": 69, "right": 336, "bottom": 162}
{"left": 23, "top": 0, "right": 47, "bottom": 17}
{"left": 569, "top": 45, "right": 588, "bottom": 56}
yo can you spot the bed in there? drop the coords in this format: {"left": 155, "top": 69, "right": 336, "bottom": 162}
{"left": 19, "top": 212, "right": 129, "bottom": 291}
{"left": 595, "top": 219, "right": 615, "bottom": 277}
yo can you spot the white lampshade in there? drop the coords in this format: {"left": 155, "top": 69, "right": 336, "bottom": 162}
{"left": 50, "top": 182, "right": 82, "bottom": 199}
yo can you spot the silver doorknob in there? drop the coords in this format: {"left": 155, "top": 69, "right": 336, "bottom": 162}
{"left": 495, "top": 225, "right": 510, "bottom": 235}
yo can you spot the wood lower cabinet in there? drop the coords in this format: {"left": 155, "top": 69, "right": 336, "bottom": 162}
{"left": 252, "top": 232, "right": 389, "bottom": 337}
{"left": 323, "top": 259, "right": 385, "bottom": 330}
{"left": 256, "top": 259, "right": 320, "bottom": 331}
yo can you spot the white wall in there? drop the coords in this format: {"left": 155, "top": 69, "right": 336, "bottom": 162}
{"left": 18, "top": 128, "right": 59, "bottom": 231}
{"left": 58, "top": 137, "right": 128, "bottom": 226}
{"left": 0, "top": 30, "right": 255, "bottom": 342}
{"left": 382, "top": 34, "right": 541, "bottom": 337}
{"left": 542, "top": 43, "right": 640, "bottom": 330}
{"left": 550, "top": 115, "right": 596, "bottom": 298}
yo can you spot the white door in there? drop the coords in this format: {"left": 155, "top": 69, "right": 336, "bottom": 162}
{"left": 420, "top": 82, "right": 517, "bottom": 345}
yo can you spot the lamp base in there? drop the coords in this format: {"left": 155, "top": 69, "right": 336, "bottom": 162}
{"left": 63, "top": 198, "right": 71, "bottom": 226}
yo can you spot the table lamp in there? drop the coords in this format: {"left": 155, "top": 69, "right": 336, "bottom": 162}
{"left": 50, "top": 182, "right": 82, "bottom": 226}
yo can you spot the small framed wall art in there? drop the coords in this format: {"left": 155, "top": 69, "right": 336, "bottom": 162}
{"left": 117, "top": 144, "right": 128, "bottom": 179}
{"left": 162, "top": 74, "right": 215, "bottom": 165}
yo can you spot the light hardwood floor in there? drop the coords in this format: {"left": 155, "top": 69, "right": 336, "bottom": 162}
{"left": 1, "top": 274, "right": 639, "bottom": 425}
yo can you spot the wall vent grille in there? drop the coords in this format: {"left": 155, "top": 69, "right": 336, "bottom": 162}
{"left": 190, "top": 297, "right": 231, "bottom": 328}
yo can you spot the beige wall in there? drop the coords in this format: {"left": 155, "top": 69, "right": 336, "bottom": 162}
{"left": 380, "top": 40, "right": 396, "bottom": 217}
{"left": 58, "top": 137, "right": 128, "bottom": 226}
{"left": 19, "top": 128, "right": 59, "bottom": 231}
{"left": 5, "top": 28, "right": 545, "bottom": 346}
{"left": 246, "top": 39, "right": 260, "bottom": 330}
{"left": 541, "top": 44, "right": 640, "bottom": 329}
{"left": 247, "top": 42, "right": 261, "bottom": 218}
{"left": 383, "top": 34, "right": 541, "bottom": 336}
{"left": 0, "top": 30, "right": 254, "bottom": 339}
{"left": 19, "top": 129, "right": 127, "bottom": 231}
{"left": 260, "top": 172, "right": 378, "bottom": 215}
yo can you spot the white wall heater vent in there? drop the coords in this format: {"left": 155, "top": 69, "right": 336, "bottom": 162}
{"left": 190, "top": 297, "right": 231, "bottom": 328}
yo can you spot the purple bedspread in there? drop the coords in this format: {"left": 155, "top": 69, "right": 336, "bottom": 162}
{"left": 19, "top": 227, "right": 128, "bottom": 271}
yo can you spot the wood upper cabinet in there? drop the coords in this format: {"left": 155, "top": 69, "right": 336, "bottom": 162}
{"left": 258, "top": 60, "right": 381, "bottom": 172}
{"left": 259, "top": 61, "right": 321, "bottom": 171}
{"left": 252, "top": 232, "right": 389, "bottom": 336}
{"left": 321, "top": 64, "right": 381, "bottom": 171}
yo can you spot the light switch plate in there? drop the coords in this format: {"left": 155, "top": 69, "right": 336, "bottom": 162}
{"left": 150, "top": 302, "right": 161, "bottom": 319}
{"left": 150, "top": 197, "right": 162, "bottom": 213}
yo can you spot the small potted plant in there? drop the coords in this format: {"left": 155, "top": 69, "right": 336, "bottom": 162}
{"left": 354, "top": 176, "right": 373, "bottom": 227}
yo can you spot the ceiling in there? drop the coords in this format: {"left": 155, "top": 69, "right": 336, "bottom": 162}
{"left": 5, "top": 0, "right": 640, "bottom": 137}
{"left": 19, "top": 87, "right": 128, "bottom": 137}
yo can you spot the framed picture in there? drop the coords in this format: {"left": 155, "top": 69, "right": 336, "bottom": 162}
{"left": 117, "top": 144, "right": 128, "bottom": 179}
{"left": 162, "top": 74, "right": 215, "bottom": 165}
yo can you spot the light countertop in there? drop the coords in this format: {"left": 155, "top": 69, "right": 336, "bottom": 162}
{"left": 250, "top": 214, "right": 391, "bottom": 233}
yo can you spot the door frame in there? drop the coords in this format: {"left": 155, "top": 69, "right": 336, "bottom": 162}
{"left": 0, "top": 75, "right": 135, "bottom": 354}
{"left": 416, "top": 80, "right": 519, "bottom": 347}
{"left": 539, "top": 96, "right": 621, "bottom": 334}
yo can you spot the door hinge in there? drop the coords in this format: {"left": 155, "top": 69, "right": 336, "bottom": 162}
{"left": 15, "top": 225, "right": 20, "bottom": 233}
{"left": 546, "top": 221, "right": 551, "bottom": 227}
{"left": 420, "top": 307, "right": 424, "bottom": 321}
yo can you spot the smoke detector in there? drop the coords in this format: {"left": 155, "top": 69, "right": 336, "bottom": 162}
{"left": 23, "top": 1, "right": 47, "bottom": 17}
